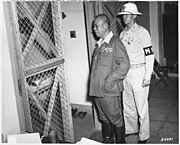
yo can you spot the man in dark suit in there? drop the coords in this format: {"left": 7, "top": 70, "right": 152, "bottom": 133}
{"left": 89, "top": 14, "right": 130, "bottom": 143}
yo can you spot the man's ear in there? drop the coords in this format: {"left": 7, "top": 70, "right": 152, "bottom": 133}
{"left": 133, "top": 15, "right": 137, "bottom": 19}
{"left": 104, "top": 23, "right": 109, "bottom": 29}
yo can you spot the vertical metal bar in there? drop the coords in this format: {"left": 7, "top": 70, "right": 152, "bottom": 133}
{"left": 14, "top": 1, "right": 34, "bottom": 133}
{"left": 4, "top": 1, "right": 33, "bottom": 132}
{"left": 50, "top": 2, "right": 68, "bottom": 139}
{"left": 51, "top": 2, "right": 63, "bottom": 58}
{"left": 54, "top": 1, "right": 75, "bottom": 142}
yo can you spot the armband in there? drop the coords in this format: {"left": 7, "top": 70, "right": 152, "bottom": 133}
{"left": 143, "top": 46, "right": 154, "bottom": 56}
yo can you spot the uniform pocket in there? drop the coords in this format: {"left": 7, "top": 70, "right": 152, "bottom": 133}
{"left": 100, "top": 56, "right": 111, "bottom": 66}
{"left": 104, "top": 80, "right": 118, "bottom": 94}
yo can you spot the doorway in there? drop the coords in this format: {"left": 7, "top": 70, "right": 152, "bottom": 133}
{"left": 163, "top": 2, "right": 178, "bottom": 72}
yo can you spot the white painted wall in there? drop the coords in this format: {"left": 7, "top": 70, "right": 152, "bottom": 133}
{"left": 149, "top": 2, "right": 160, "bottom": 61}
{"left": 61, "top": 2, "right": 91, "bottom": 105}
{"left": 1, "top": 1, "right": 21, "bottom": 139}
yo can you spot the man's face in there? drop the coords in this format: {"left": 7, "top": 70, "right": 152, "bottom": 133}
{"left": 93, "top": 18, "right": 106, "bottom": 38}
{"left": 122, "top": 14, "right": 136, "bottom": 26}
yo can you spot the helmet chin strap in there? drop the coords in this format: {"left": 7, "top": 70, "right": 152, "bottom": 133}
{"left": 126, "top": 20, "right": 136, "bottom": 30}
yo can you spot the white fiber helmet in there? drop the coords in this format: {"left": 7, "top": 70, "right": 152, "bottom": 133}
{"left": 117, "top": 2, "right": 142, "bottom": 15}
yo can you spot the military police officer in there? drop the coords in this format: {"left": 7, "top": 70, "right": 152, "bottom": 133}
{"left": 117, "top": 2, "right": 154, "bottom": 143}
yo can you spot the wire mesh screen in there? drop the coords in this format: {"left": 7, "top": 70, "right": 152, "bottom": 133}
{"left": 14, "top": 1, "right": 73, "bottom": 143}
{"left": 17, "top": 2, "right": 61, "bottom": 69}
{"left": 102, "top": 1, "right": 124, "bottom": 35}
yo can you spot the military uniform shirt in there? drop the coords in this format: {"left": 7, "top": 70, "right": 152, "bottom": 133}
{"left": 120, "top": 23, "right": 154, "bottom": 80}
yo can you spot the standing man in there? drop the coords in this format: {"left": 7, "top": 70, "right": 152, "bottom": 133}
{"left": 89, "top": 14, "right": 130, "bottom": 143}
{"left": 117, "top": 2, "right": 154, "bottom": 143}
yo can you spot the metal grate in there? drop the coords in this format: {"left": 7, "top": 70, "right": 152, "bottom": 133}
{"left": 102, "top": 2, "right": 124, "bottom": 35}
{"left": 13, "top": 1, "right": 73, "bottom": 142}
{"left": 17, "top": 2, "right": 60, "bottom": 70}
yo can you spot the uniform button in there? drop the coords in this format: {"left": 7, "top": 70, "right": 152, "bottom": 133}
{"left": 94, "top": 57, "right": 97, "bottom": 59}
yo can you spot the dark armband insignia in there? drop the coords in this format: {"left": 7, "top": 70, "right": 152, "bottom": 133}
{"left": 143, "top": 46, "right": 154, "bottom": 56}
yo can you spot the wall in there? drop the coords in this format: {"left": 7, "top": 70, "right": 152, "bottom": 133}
{"left": 61, "top": 2, "right": 91, "bottom": 106}
{"left": 136, "top": 2, "right": 150, "bottom": 31}
{"left": 1, "top": 1, "right": 21, "bottom": 140}
{"left": 137, "top": 1, "right": 160, "bottom": 61}
{"left": 149, "top": 2, "right": 160, "bottom": 61}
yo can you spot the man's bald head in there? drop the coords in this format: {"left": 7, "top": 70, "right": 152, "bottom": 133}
{"left": 94, "top": 14, "right": 110, "bottom": 29}
{"left": 93, "top": 14, "right": 111, "bottom": 39}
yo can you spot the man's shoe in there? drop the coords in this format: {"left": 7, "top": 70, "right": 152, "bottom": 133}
{"left": 101, "top": 122, "right": 115, "bottom": 144}
{"left": 138, "top": 140, "right": 147, "bottom": 144}
{"left": 102, "top": 137, "right": 114, "bottom": 143}
{"left": 115, "top": 126, "right": 126, "bottom": 143}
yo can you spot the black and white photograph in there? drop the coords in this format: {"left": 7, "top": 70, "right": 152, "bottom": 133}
{"left": 1, "top": 0, "right": 178, "bottom": 144}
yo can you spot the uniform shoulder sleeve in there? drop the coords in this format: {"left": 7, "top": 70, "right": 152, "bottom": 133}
{"left": 139, "top": 27, "right": 152, "bottom": 47}
{"left": 139, "top": 27, "right": 154, "bottom": 80}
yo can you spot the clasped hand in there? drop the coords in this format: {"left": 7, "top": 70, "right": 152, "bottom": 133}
{"left": 142, "top": 79, "right": 150, "bottom": 87}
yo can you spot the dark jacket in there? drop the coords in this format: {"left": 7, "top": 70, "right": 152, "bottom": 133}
{"left": 89, "top": 35, "right": 130, "bottom": 97}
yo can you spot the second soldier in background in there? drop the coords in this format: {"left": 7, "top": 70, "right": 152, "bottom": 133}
{"left": 117, "top": 2, "right": 154, "bottom": 143}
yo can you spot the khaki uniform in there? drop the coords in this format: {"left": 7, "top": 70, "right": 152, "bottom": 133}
{"left": 120, "top": 23, "right": 154, "bottom": 140}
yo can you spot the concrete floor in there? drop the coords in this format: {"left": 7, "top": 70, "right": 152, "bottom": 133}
{"left": 72, "top": 77, "right": 178, "bottom": 144}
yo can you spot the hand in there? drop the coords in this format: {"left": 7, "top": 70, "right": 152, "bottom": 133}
{"left": 104, "top": 78, "right": 113, "bottom": 90}
{"left": 142, "top": 79, "right": 150, "bottom": 88}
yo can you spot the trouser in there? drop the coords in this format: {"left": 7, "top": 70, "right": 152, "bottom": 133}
{"left": 123, "top": 66, "right": 150, "bottom": 141}
{"left": 94, "top": 96, "right": 125, "bottom": 143}
{"left": 94, "top": 96, "right": 124, "bottom": 127}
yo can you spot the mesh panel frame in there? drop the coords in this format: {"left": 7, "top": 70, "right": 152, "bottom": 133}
{"left": 13, "top": 1, "right": 74, "bottom": 143}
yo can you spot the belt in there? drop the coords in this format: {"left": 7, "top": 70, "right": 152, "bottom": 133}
{"left": 130, "top": 63, "right": 145, "bottom": 69}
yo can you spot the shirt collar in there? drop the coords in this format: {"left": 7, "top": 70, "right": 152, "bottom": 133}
{"left": 125, "top": 23, "right": 139, "bottom": 32}
{"left": 97, "top": 31, "right": 113, "bottom": 47}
